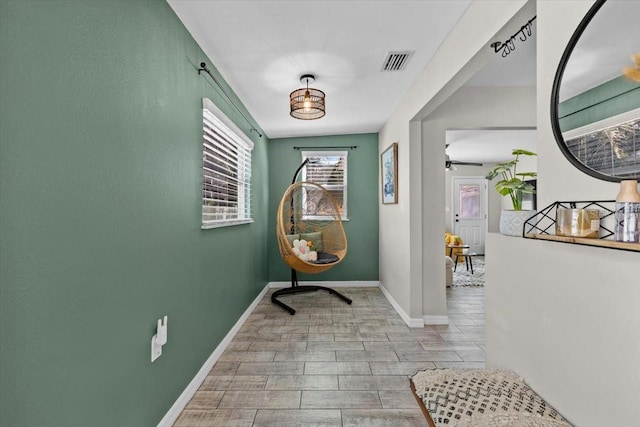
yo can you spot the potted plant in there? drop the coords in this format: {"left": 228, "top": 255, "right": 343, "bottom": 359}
{"left": 485, "top": 149, "right": 537, "bottom": 236}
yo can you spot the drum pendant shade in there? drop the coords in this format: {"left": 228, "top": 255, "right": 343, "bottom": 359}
{"left": 290, "top": 74, "right": 325, "bottom": 120}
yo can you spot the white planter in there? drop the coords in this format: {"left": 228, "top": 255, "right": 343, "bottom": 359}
{"left": 499, "top": 210, "right": 536, "bottom": 237}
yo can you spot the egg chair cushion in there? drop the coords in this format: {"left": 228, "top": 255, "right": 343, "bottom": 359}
{"left": 277, "top": 181, "right": 347, "bottom": 274}
{"left": 286, "top": 234, "right": 301, "bottom": 246}
{"left": 309, "top": 252, "right": 340, "bottom": 264}
{"left": 300, "top": 231, "right": 324, "bottom": 252}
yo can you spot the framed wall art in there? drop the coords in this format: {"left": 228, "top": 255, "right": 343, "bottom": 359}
{"left": 381, "top": 142, "right": 398, "bottom": 204}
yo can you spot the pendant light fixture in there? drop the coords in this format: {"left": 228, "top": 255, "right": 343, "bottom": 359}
{"left": 290, "top": 74, "right": 325, "bottom": 120}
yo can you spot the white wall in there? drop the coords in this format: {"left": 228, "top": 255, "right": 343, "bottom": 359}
{"left": 486, "top": 235, "right": 640, "bottom": 426}
{"left": 422, "top": 86, "right": 535, "bottom": 317}
{"left": 378, "top": 0, "right": 531, "bottom": 322}
{"left": 436, "top": 89, "right": 538, "bottom": 235}
{"left": 486, "top": 1, "right": 640, "bottom": 426}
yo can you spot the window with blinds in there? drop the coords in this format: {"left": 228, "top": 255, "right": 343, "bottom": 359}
{"left": 563, "top": 113, "right": 640, "bottom": 179}
{"left": 202, "top": 98, "right": 254, "bottom": 229}
{"left": 301, "top": 151, "right": 348, "bottom": 220}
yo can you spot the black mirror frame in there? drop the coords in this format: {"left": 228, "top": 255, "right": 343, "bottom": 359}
{"left": 550, "top": 0, "right": 625, "bottom": 183}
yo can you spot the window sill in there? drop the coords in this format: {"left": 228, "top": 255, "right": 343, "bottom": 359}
{"left": 202, "top": 219, "right": 254, "bottom": 229}
{"left": 302, "top": 216, "right": 350, "bottom": 222}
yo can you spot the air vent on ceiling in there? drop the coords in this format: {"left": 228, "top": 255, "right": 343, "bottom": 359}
{"left": 381, "top": 51, "right": 414, "bottom": 72}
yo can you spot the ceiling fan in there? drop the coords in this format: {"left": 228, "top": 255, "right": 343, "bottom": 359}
{"left": 445, "top": 145, "right": 483, "bottom": 170}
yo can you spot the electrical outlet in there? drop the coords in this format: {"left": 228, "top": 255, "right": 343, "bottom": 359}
{"left": 151, "top": 316, "right": 168, "bottom": 362}
{"left": 151, "top": 335, "right": 162, "bottom": 362}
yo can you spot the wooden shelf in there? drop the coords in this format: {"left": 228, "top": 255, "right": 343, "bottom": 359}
{"left": 523, "top": 201, "right": 640, "bottom": 252}
{"left": 524, "top": 233, "right": 640, "bottom": 252}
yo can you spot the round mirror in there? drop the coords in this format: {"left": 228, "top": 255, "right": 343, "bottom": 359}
{"left": 551, "top": 0, "right": 640, "bottom": 182}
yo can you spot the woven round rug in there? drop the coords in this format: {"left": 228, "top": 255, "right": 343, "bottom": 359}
{"left": 451, "top": 256, "right": 484, "bottom": 287}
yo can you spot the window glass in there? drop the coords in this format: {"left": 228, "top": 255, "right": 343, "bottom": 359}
{"left": 202, "top": 98, "right": 253, "bottom": 228}
{"left": 301, "top": 151, "right": 348, "bottom": 220}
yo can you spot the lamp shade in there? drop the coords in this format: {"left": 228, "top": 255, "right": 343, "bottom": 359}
{"left": 290, "top": 75, "right": 325, "bottom": 120}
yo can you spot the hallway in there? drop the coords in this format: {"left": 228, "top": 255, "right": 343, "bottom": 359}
{"left": 174, "top": 286, "right": 484, "bottom": 426}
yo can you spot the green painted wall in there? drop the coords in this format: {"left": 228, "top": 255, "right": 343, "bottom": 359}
{"left": 0, "top": 1, "right": 269, "bottom": 426}
{"left": 268, "top": 134, "right": 379, "bottom": 282}
{"left": 559, "top": 75, "right": 640, "bottom": 131}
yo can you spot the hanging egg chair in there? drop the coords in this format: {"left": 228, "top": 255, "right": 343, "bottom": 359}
{"left": 272, "top": 162, "right": 352, "bottom": 314}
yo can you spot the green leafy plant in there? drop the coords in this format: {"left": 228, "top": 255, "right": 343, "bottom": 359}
{"left": 485, "top": 149, "right": 537, "bottom": 211}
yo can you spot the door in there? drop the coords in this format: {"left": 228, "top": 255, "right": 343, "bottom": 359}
{"left": 453, "top": 177, "right": 487, "bottom": 254}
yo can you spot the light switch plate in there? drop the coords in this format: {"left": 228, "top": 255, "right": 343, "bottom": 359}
{"left": 151, "top": 334, "right": 162, "bottom": 362}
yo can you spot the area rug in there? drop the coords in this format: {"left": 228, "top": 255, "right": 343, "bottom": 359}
{"left": 410, "top": 368, "right": 573, "bottom": 427}
{"left": 451, "top": 256, "right": 484, "bottom": 287}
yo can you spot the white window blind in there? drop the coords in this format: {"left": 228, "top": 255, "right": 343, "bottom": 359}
{"left": 562, "top": 108, "right": 640, "bottom": 178}
{"left": 202, "top": 98, "right": 254, "bottom": 229}
{"left": 301, "top": 151, "right": 348, "bottom": 220}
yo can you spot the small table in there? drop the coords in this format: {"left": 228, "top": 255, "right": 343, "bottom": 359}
{"left": 447, "top": 244, "right": 469, "bottom": 258}
{"left": 454, "top": 252, "right": 477, "bottom": 274}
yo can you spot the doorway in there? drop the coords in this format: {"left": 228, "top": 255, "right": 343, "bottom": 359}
{"left": 452, "top": 177, "right": 488, "bottom": 254}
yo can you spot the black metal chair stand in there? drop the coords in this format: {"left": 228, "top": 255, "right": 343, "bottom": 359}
{"left": 271, "top": 269, "right": 352, "bottom": 315}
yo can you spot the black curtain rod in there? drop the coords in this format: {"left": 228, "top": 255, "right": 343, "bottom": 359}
{"left": 198, "top": 62, "right": 263, "bottom": 138}
{"left": 293, "top": 146, "right": 358, "bottom": 150}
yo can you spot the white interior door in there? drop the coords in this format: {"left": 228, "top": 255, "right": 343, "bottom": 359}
{"left": 453, "top": 177, "right": 487, "bottom": 254}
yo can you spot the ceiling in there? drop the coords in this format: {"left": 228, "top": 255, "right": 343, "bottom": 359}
{"left": 560, "top": 0, "right": 640, "bottom": 102}
{"left": 168, "top": 0, "right": 539, "bottom": 163}
{"left": 466, "top": 19, "right": 537, "bottom": 88}
{"left": 166, "top": 1, "right": 637, "bottom": 168}
{"left": 446, "top": 129, "right": 537, "bottom": 164}
{"left": 168, "top": 0, "right": 474, "bottom": 138}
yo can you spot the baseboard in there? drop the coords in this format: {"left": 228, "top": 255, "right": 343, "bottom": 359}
{"left": 157, "top": 283, "right": 271, "bottom": 427}
{"left": 268, "top": 280, "right": 380, "bottom": 288}
{"left": 423, "top": 315, "right": 449, "bottom": 325}
{"left": 378, "top": 282, "right": 424, "bottom": 328}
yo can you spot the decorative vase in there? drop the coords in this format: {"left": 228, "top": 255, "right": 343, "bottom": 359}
{"left": 614, "top": 180, "right": 640, "bottom": 243}
{"left": 499, "top": 209, "right": 536, "bottom": 237}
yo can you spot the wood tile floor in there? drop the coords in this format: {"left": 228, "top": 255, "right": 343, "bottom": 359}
{"left": 174, "top": 286, "right": 484, "bottom": 426}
